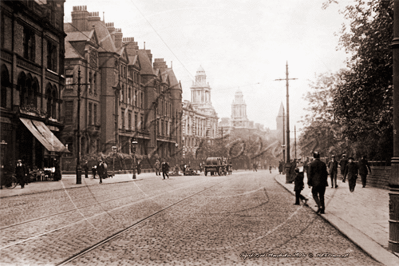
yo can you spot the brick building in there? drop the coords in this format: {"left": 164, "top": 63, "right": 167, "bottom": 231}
{"left": 0, "top": 0, "right": 67, "bottom": 173}
{"left": 62, "top": 6, "right": 182, "bottom": 168}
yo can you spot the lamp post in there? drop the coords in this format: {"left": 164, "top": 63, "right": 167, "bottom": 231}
{"left": 76, "top": 67, "right": 82, "bottom": 184}
{"left": 132, "top": 138, "right": 138, "bottom": 179}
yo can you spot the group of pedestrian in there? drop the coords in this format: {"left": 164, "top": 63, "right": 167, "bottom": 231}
{"left": 339, "top": 154, "right": 371, "bottom": 192}
{"left": 293, "top": 151, "right": 372, "bottom": 214}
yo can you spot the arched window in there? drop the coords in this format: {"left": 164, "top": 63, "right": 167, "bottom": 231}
{"left": 46, "top": 84, "right": 52, "bottom": 117}
{"left": 1, "top": 65, "right": 10, "bottom": 108}
{"left": 31, "top": 78, "right": 39, "bottom": 108}
{"left": 52, "top": 87, "right": 57, "bottom": 119}
{"left": 17, "top": 72, "right": 27, "bottom": 107}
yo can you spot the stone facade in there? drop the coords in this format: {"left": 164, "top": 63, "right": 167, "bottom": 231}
{"left": 0, "top": 0, "right": 66, "bottom": 172}
{"left": 182, "top": 66, "right": 218, "bottom": 157}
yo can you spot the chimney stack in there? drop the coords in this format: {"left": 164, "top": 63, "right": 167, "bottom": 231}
{"left": 154, "top": 58, "right": 167, "bottom": 70}
{"left": 145, "top": 49, "right": 152, "bottom": 64}
{"left": 72, "top": 6, "right": 89, "bottom": 31}
{"left": 88, "top": 11, "right": 101, "bottom": 22}
{"left": 123, "top": 37, "right": 139, "bottom": 54}
{"left": 114, "top": 28, "right": 123, "bottom": 49}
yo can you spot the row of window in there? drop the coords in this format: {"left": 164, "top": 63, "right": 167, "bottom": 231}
{"left": 158, "top": 120, "right": 171, "bottom": 137}
{"left": 157, "top": 98, "right": 172, "bottom": 117}
{"left": 120, "top": 86, "right": 144, "bottom": 108}
{"left": 121, "top": 108, "right": 145, "bottom": 131}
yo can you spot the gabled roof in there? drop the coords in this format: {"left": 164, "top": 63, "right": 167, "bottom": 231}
{"left": 138, "top": 50, "right": 155, "bottom": 75}
{"left": 117, "top": 46, "right": 129, "bottom": 63}
{"left": 65, "top": 40, "right": 84, "bottom": 59}
{"left": 128, "top": 55, "right": 141, "bottom": 70}
{"left": 87, "top": 20, "right": 116, "bottom": 53}
{"left": 66, "top": 30, "right": 93, "bottom": 42}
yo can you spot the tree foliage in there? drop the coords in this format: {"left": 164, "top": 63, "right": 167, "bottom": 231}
{"left": 300, "top": 0, "right": 393, "bottom": 160}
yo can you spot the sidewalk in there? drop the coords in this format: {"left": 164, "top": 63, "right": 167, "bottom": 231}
{"left": 0, "top": 172, "right": 156, "bottom": 198}
{"left": 275, "top": 174, "right": 399, "bottom": 266}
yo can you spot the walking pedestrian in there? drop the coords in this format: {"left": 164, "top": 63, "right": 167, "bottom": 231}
{"left": 92, "top": 165, "right": 97, "bottom": 178}
{"left": 308, "top": 152, "right": 328, "bottom": 214}
{"left": 154, "top": 159, "right": 161, "bottom": 176}
{"left": 54, "top": 158, "right": 61, "bottom": 181}
{"left": 269, "top": 165, "right": 272, "bottom": 173}
{"left": 161, "top": 160, "right": 169, "bottom": 179}
{"left": 344, "top": 157, "right": 359, "bottom": 192}
{"left": 97, "top": 160, "right": 104, "bottom": 184}
{"left": 15, "top": 159, "right": 26, "bottom": 189}
{"left": 358, "top": 155, "right": 371, "bottom": 188}
{"left": 83, "top": 160, "right": 89, "bottom": 178}
{"left": 339, "top": 154, "right": 348, "bottom": 182}
{"left": 328, "top": 155, "right": 339, "bottom": 188}
{"left": 278, "top": 161, "right": 284, "bottom": 175}
{"left": 294, "top": 163, "right": 308, "bottom": 206}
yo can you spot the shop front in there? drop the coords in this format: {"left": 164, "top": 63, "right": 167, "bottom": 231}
{"left": 16, "top": 118, "right": 67, "bottom": 182}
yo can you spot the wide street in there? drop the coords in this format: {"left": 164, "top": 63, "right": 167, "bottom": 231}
{"left": 0, "top": 170, "right": 380, "bottom": 265}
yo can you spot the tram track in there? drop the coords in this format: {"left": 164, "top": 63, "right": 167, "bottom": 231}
{"left": 55, "top": 176, "right": 231, "bottom": 266}
{"left": 0, "top": 177, "right": 209, "bottom": 231}
{"left": 0, "top": 176, "right": 227, "bottom": 251}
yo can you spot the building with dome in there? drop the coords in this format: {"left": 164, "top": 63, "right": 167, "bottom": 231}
{"left": 182, "top": 66, "right": 218, "bottom": 157}
{"left": 219, "top": 89, "right": 267, "bottom": 138}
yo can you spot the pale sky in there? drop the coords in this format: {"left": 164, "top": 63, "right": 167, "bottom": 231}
{"left": 64, "top": 0, "right": 352, "bottom": 136}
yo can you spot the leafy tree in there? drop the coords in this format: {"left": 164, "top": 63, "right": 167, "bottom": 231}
{"left": 310, "top": 0, "right": 394, "bottom": 160}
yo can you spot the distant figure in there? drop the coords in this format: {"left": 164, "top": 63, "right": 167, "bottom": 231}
{"left": 358, "top": 155, "right": 371, "bottom": 188}
{"left": 269, "top": 165, "right": 272, "bottom": 173}
{"left": 344, "top": 157, "right": 359, "bottom": 192}
{"left": 328, "top": 155, "right": 338, "bottom": 188}
{"left": 308, "top": 152, "right": 328, "bottom": 214}
{"left": 83, "top": 160, "right": 89, "bottom": 179}
{"left": 92, "top": 165, "right": 97, "bottom": 179}
{"left": 253, "top": 162, "right": 257, "bottom": 172}
{"left": 15, "top": 159, "right": 26, "bottom": 189}
{"left": 137, "top": 160, "right": 142, "bottom": 175}
{"left": 97, "top": 160, "right": 104, "bottom": 184}
{"left": 339, "top": 154, "right": 348, "bottom": 182}
{"left": 161, "top": 161, "right": 170, "bottom": 179}
{"left": 278, "top": 161, "right": 284, "bottom": 175}
{"left": 154, "top": 159, "right": 161, "bottom": 176}
{"left": 54, "top": 159, "right": 61, "bottom": 181}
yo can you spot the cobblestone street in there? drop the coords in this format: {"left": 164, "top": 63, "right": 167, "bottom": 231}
{"left": 0, "top": 171, "right": 381, "bottom": 265}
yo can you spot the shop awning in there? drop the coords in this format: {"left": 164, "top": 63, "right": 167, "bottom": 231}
{"left": 20, "top": 118, "right": 68, "bottom": 153}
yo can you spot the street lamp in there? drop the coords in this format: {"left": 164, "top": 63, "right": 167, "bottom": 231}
{"left": 132, "top": 138, "right": 138, "bottom": 179}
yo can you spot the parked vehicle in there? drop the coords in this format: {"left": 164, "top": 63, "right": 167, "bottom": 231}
{"left": 204, "top": 157, "right": 228, "bottom": 176}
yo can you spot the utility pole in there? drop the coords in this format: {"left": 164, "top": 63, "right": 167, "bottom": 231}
{"left": 76, "top": 67, "right": 82, "bottom": 184}
{"left": 276, "top": 61, "right": 297, "bottom": 183}
{"left": 294, "top": 125, "right": 297, "bottom": 159}
{"left": 282, "top": 108, "right": 285, "bottom": 163}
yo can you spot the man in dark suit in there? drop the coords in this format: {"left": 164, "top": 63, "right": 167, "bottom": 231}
{"left": 328, "top": 155, "right": 339, "bottom": 188}
{"left": 308, "top": 152, "right": 328, "bottom": 214}
{"left": 339, "top": 154, "right": 348, "bottom": 182}
{"left": 97, "top": 160, "right": 104, "bottom": 184}
{"left": 15, "top": 159, "right": 26, "bottom": 189}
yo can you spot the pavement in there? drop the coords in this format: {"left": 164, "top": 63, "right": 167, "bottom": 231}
{"left": 0, "top": 172, "right": 156, "bottom": 198}
{"left": 275, "top": 173, "right": 399, "bottom": 266}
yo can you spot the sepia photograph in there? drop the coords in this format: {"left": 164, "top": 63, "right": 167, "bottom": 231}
{"left": 0, "top": 0, "right": 399, "bottom": 265}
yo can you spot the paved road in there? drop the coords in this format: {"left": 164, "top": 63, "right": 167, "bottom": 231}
{"left": 0, "top": 170, "right": 381, "bottom": 265}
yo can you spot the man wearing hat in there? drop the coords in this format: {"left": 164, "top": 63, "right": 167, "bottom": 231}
{"left": 344, "top": 157, "right": 359, "bottom": 192}
{"left": 308, "top": 151, "right": 328, "bottom": 214}
{"left": 339, "top": 154, "right": 348, "bottom": 182}
{"left": 15, "top": 159, "right": 26, "bottom": 189}
{"left": 328, "top": 155, "right": 339, "bottom": 188}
